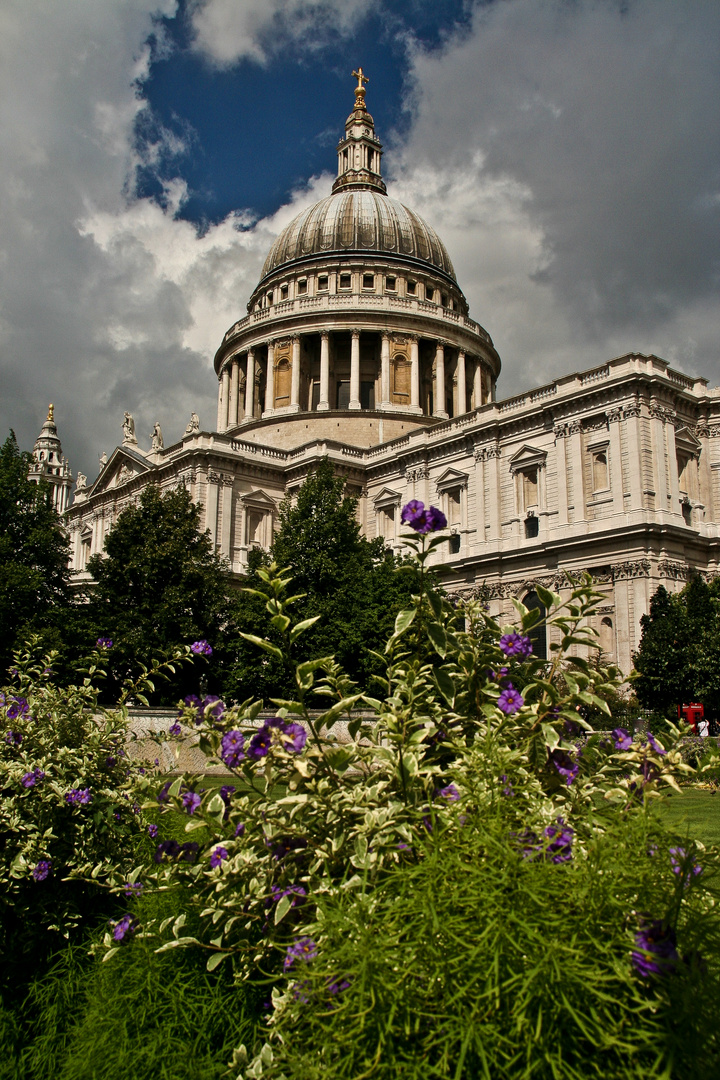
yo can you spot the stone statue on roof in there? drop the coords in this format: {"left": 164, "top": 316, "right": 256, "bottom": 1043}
{"left": 122, "top": 412, "right": 137, "bottom": 444}
{"left": 151, "top": 421, "right": 164, "bottom": 452}
{"left": 185, "top": 411, "right": 200, "bottom": 435}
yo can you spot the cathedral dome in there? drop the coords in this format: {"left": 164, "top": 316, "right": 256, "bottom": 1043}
{"left": 260, "top": 190, "right": 456, "bottom": 282}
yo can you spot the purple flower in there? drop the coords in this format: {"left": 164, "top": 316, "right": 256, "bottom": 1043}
{"left": 612, "top": 728, "right": 633, "bottom": 750}
{"left": 400, "top": 500, "right": 447, "bottom": 534}
{"left": 201, "top": 695, "right": 225, "bottom": 723}
{"left": 499, "top": 633, "right": 533, "bottom": 660}
{"left": 328, "top": 977, "right": 351, "bottom": 996}
{"left": 155, "top": 839, "right": 200, "bottom": 863}
{"left": 157, "top": 781, "right": 172, "bottom": 804}
{"left": 235, "top": 821, "right": 246, "bottom": 838}
{"left": 169, "top": 721, "right": 182, "bottom": 736}
{"left": 110, "top": 913, "right": 138, "bottom": 943}
{"left": 271, "top": 883, "right": 307, "bottom": 907}
{"left": 123, "top": 881, "right": 144, "bottom": 897}
{"left": 646, "top": 732, "right": 667, "bottom": 756}
{"left": 5, "top": 731, "right": 22, "bottom": 746}
{"left": 21, "top": 768, "right": 44, "bottom": 788}
{"left": 543, "top": 821, "right": 574, "bottom": 863}
{"left": 248, "top": 726, "right": 273, "bottom": 759}
{"left": 670, "top": 847, "right": 702, "bottom": 879}
{"left": 190, "top": 639, "right": 212, "bottom": 656}
{"left": 147, "top": 823, "right": 158, "bottom": 839}
{"left": 96, "top": 637, "right": 113, "bottom": 649}
{"left": 219, "top": 784, "right": 236, "bottom": 805}
{"left": 400, "top": 499, "right": 427, "bottom": 528}
{"left": 270, "top": 835, "right": 308, "bottom": 860}
{"left": 33, "top": 860, "right": 51, "bottom": 881}
{"left": 632, "top": 920, "right": 678, "bottom": 977}
{"left": 221, "top": 730, "right": 245, "bottom": 768}
{"left": 65, "top": 787, "right": 91, "bottom": 805}
{"left": 281, "top": 720, "right": 307, "bottom": 753}
{"left": 500, "top": 774, "right": 514, "bottom": 797}
{"left": 497, "top": 685, "right": 524, "bottom": 715}
{"left": 437, "top": 784, "right": 460, "bottom": 802}
{"left": 549, "top": 748, "right": 580, "bottom": 787}
{"left": 7, "top": 697, "right": 29, "bottom": 720}
{"left": 284, "top": 936, "right": 318, "bottom": 971}
{"left": 209, "top": 846, "right": 229, "bottom": 868}
{"left": 181, "top": 790, "right": 202, "bottom": 815}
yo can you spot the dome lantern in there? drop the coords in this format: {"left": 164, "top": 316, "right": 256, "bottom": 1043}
{"left": 332, "top": 68, "right": 386, "bottom": 196}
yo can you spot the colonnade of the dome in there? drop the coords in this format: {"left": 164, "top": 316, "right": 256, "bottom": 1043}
{"left": 216, "top": 326, "right": 491, "bottom": 433}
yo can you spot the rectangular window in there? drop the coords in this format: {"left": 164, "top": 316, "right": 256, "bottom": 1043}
{"left": 311, "top": 382, "right": 320, "bottom": 410}
{"left": 525, "top": 516, "right": 539, "bottom": 539}
{"left": 441, "top": 294, "right": 448, "bottom": 307}
{"left": 406, "top": 280, "right": 416, "bottom": 295}
{"left": 523, "top": 468, "right": 538, "bottom": 508}
{"left": 385, "top": 276, "right": 396, "bottom": 291}
{"left": 425, "top": 286, "right": 435, "bottom": 301}
{"left": 280, "top": 284, "right": 288, "bottom": 300}
{"left": 379, "top": 505, "right": 395, "bottom": 540}
{"left": 448, "top": 534, "right": 461, "bottom": 554}
{"left": 447, "top": 489, "right": 462, "bottom": 526}
{"left": 266, "top": 291, "right": 273, "bottom": 305}
{"left": 318, "top": 275, "right": 328, "bottom": 290}
{"left": 336, "top": 381, "right": 351, "bottom": 409}
{"left": 339, "top": 273, "right": 352, "bottom": 290}
{"left": 592, "top": 450, "right": 609, "bottom": 491}
{"left": 362, "top": 273, "right": 375, "bottom": 290}
{"left": 360, "top": 381, "right": 375, "bottom": 410}
{"left": 297, "top": 279, "right": 307, "bottom": 294}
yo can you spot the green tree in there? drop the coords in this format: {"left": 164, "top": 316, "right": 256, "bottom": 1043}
{"left": 0, "top": 432, "right": 72, "bottom": 672}
{"left": 85, "top": 484, "right": 229, "bottom": 702}
{"left": 222, "top": 459, "right": 416, "bottom": 701}
{"left": 633, "top": 585, "right": 692, "bottom": 712}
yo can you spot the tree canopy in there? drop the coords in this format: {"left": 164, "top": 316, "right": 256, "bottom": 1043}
{"left": 633, "top": 576, "right": 720, "bottom": 714}
{"left": 0, "top": 432, "right": 72, "bottom": 672}
{"left": 222, "top": 459, "right": 417, "bottom": 702}
{"left": 86, "top": 484, "right": 230, "bottom": 701}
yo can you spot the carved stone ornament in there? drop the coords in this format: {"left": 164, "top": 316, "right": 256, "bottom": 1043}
{"left": 606, "top": 408, "right": 623, "bottom": 425}
{"left": 649, "top": 403, "right": 675, "bottom": 422}
{"left": 474, "top": 445, "right": 501, "bottom": 461}
{"left": 208, "top": 470, "right": 234, "bottom": 486}
{"left": 658, "top": 560, "right": 692, "bottom": 581}
{"left": 405, "top": 465, "right": 429, "bottom": 482}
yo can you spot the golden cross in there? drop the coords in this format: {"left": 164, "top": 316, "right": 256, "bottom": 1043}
{"left": 352, "top": 67, "right": 369, "bottom": 91}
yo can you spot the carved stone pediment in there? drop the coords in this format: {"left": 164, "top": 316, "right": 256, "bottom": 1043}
{"left": 675, "top": 426, "right": 702, "bottom": 459}
{"left": 88, "top": 446, "right": 152, "bottom": 496}
{"left": 241, "top": 488, "right": 276, "bottom": 508}
{"left": 373, "top": 486, "right": 402, "bottom": 508}
{"left": 435, "top": 467, "right": 468, "bottom": 492}
{"left": 508, "top": 444, "right": 547, "bottom": 475}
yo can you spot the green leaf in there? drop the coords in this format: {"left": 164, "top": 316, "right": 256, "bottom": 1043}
{"left": 238, "top": 633, "right": 283, "bottom": 660}
{"left": 206, "top": 792, "right": 225, "bottom": 817}
{"left": 393, "top": 608, "right": 417, "bottom": 637}
{"left": 427, "top": 622, "right": 448, "bottom": 658}
{"left": 206, "top": 952, "right": 229, "bottom": 972}
{"left": 168, "top": 776, "right": 183, "bottom": 799}
{"left": 535, "top": 584, "right": 555, "bottom": 610}
{"left": 541, "top": 723, "right": 560, "bottom": 751}
{"left": 427, "top": 590, "right": 443, "bottom": 620}
{"left": 289, "top": 615, "right": 322, "bottom": 644}
{"left": 434, "top": 667, "right": 455, "bottom": 706}
{"left": 274, "top": 894, "right": 292, "bottom": 924}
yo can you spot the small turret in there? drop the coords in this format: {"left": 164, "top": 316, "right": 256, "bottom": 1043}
{"left": 28, "top": 403, "right": 73, "bottom": 513}
{"left": 332, "top": 68, "right": 386, "bottom": 195}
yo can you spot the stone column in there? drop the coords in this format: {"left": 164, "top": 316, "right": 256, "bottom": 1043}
{"left": 244, "top": 350, "right": 255, "bottom": 419}
{"left": 553, "top": 426, "right": 569, "bottom": 527}
{"left": 349, "top": 329, "right": 361, "bottom": 410}
{"left": 318, "top": 331, "right": 330, "bottom": 411}
{"left": 665, "top": 417, "right": 681, "bottom": 518}
{"left": 473, "top": 449, "right": 486, "bottom": 547}
{"left": 380, "top": 331, "right": 391, "bottom": 406}
{"left": 263, "top": 341, "right": 275, "bottom": 416}
{"left": 291, "top": 336, "right": 301, "bottom": 410}
{"left": 228, "top": 359, "right": 239, "bottom": 429}
{"left": 473, "top": 361, "right": 483, "bottom": 409}
{"left": 216, "top": 377, "right": 224, "bottom": 430}
{"left": 220, "top": 480, "right": 233, "bottom": 561}
{"left": 206, "top": 474, "right": 219, "bottom": 549}
{"left": 410, "top": 335, "right": 420, "bottom": 411}
{"left": 568, "top": 421, "right": 586, "bottom": 524}
{"left": 486, "top": 447, "right": 501, "bottom": 541}
{"left": 434, "top": 341, "right": 448, "bottom": 419}
{"left": 607, "top": 410, "right": 624, "bottom": 515}
{"left": 219, "top": 367, "right": 230, "bottom": 431}
{"left": 456, "top": 350, "right": 466, "bottom": 416}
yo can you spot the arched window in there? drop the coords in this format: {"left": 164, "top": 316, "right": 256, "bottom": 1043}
{"left": 523, "top": 591, "right": 547, "bottom": 661}
{"left": 599, "top": 617, "right": 614, "bottom": 659}
{"left": 274, "top": 359, "right": 291, "bottom": 408}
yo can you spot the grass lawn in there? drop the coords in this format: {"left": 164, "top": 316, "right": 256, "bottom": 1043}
{"left": 654, "top": 788, "right": 720, "bottom": 847}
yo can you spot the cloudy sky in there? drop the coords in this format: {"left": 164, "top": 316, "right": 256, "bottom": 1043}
{"left": 1, "top": 0, "right": 718, "bottom": 479}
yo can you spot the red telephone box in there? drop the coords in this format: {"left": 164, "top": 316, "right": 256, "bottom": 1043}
{"left": 678, "top": 703, "right": 704, "bottom": 733}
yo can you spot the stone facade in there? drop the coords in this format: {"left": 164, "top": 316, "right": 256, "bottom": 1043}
{"left": 62, "top": 80, "right": 720, "bottom": 676}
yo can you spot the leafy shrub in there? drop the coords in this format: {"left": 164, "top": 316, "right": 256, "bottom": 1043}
{"left": 0, "top": 637, "right": 192, "bottom": 975}
{"left": 121, "top": 511, "right": 719, "bottom": 1078}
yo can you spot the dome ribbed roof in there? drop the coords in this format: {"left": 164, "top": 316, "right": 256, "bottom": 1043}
{"left": 260, "top": 190, "right": 456, "bottom": 281}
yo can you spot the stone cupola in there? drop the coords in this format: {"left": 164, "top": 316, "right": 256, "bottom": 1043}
{"left": 28, "top": 403, "right": 73, "bottom": 513}
{"left": 332, "top": 67, "right": 386, "bottom": 195}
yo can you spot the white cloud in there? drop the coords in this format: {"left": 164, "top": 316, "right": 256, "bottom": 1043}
{"left": 189, "top": 0, "right": 374, "bottom": 66}
{"left": 390, "top": 0, "right": 720, "bottom": 396}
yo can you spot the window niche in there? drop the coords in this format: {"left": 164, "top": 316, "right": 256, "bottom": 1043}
{"left": 435, "top": 469, "right": 468, "bottom": 556}
{"left": 587, "top": 439, "right": 610, "bottom": 493}
{"left": 362, "top": 273, "right": 375, "bottom": 290}
{"left": 509, "top": 445, "right": 547, "bottom": 536}
{"left": 339, "top": 273, "right": 352, "bottom": 290}
{"left": 373, "top": 488, "right": 402, "bottom": 545}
